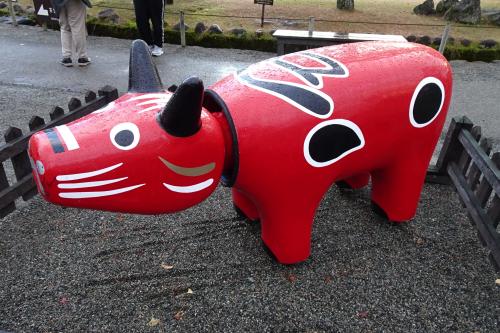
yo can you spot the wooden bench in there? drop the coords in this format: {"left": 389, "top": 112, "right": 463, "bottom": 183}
{"left": 273, "top": 29, "right": 407, "bottom": 55}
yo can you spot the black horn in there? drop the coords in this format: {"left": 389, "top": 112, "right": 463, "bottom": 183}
{"left": 158, "top": 77, "right": 204, "bottom": 137}
{"left": 128, "top": 39, "right": 163, "bottom": 93}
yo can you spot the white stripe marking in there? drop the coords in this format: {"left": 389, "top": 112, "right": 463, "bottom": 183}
{"left": 128, "top": 94, "right": 171, "bottom": 101}
{"left": 59, "top": 184, "right": 145, "bottom": 199}
{"left": 56, "top": 163, "right": 123, "bottom": 181}
{"left": 163, "top": 178, "right": 214, "bottom": 193}
{"left": 92, "top": 101, "right": 115, "bottom": 114}
{"left": 58, "top": 177, "right": 128, "bottom": 189}
{"left": 56, "top": 125, "right": 79, "bottom": 151}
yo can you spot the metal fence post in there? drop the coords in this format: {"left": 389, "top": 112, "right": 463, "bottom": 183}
{"left": 439, "top": 23, "right": 451, "bottom": 54}
{"left": 308, "top": 16, "right": 315, "bottom": 37}
{"left": 180, "top": 11, "right": 186, "bottom": 47}
{"left": 7, "top": 0, "right": 18, "bottom": 27}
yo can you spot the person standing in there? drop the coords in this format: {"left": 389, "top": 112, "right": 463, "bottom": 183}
{"left": 51, "top": 0, "right": 92, "bottom": 67}
{"left": 133, "top": 0, "right": 165, "bottom": 57}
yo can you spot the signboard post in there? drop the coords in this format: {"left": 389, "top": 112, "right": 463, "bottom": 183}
{"left": 7, "top": 0, "right": 17, "bottom": 27}
{"left": 32, "top": 0, "right": 58, "bottom": 25}
{"left": 254, "top": 0, "right": 273, "bottom": 28}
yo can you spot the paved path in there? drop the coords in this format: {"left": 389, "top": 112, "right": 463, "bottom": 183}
{"left": 0, "top": 24, "right": 268, "bottom": 92}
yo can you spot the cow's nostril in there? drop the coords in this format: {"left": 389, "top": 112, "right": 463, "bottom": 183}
{"left": 36, "top": 160, "right": 45, "bottom": 175}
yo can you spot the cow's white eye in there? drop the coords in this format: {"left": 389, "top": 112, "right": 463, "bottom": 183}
{"left": 110, "top": 123, "right": 140, "bottom": 150}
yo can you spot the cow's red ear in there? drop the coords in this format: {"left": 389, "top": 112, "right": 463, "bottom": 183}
{"left": 128, "top": 39, "right": 163, "bottom": 93}
{"left": 158, "top": 77, "right": 204, "bottom": 137}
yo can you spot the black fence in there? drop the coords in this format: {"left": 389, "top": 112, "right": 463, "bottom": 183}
{"left": 0, "top": 86, "right": 118, "bottom": 218}
{"left": 427, "top": 116, "right": 500, "bottom": 271}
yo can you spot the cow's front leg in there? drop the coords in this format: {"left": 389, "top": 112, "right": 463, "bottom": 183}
{"left": 232, "top": 188, "right": 260, "bottom": 222}
{"left": 258, "top": 194, "right": 322, "bottom": 264}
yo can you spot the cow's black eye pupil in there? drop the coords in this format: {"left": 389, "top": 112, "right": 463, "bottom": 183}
{"left": 115, "top": 130, "right": 134, "bottom": 147}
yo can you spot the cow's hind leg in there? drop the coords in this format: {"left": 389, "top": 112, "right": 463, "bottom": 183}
{"left": 336, "top": 172, "right": 370, "bottom": 189}
{"left": 370, "top": 157, "right": 429, "bottom": 222}
{"left": 232, "top": 188, "right": 260, "bottom": 222}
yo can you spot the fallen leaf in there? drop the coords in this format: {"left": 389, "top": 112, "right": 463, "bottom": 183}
{"left": 324, "top": 275, "right": 332, "bottom": 283}
{"left": 286, "top": 273, "right": 297, "bottom": 283}
{"left": 59, "top": 297, "right": 69, "bottom": 305}
{"left": 161, "top": 263, "right": 174, "bottom": 270}
{"left": 116, "top": 213, "right": 124, "bottom": 222}
{"left": 187, "top": 288, "right": 193, "bottom": 294}
{"left": 357, "top": 311, "right": 369, "bottom": 319}
{"left": 147, "top": 317, "right": 160, "bottom": 327}
{"left": 174, "top": 311, "right": 184, "bottom": 321}
{"left": 495, "top": 278, "right": 500, "bottom": 286}
{"left": 415, "top": 237, "right": 425, "bottom": 246}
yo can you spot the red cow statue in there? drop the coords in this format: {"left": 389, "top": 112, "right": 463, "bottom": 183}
{"left": 28, "top": 40, "right": 452, "bottom": 263}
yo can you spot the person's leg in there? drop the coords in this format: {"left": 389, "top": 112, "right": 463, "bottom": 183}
{"left": 58, "top": 5, "right": 73, "bottom": 65}
{"left": 65, "top": 0, "right": 89, "bottom": 63}
{"left": 150, "top": 0, "right": 165, "bottom": 48}
{"left": 133, "top": 0, "right": 154, "bottom": 46}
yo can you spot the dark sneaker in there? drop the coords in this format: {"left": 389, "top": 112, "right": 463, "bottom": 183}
{"left": 60, "top": 57, "right": 73, "bottom": 67}
{"left": 77, "top": 57, "right": 91, "bottom": 66}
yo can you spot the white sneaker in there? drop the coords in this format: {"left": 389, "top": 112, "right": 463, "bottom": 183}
{"left": 151, "top": 45, "right": 164, "bottom": 57}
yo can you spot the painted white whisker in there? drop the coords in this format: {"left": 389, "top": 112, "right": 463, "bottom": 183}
{"left": 163, "top": 179, "right": 214, "bottom": 194}
{"left": 59, "top": 184, "right": 145, "bottom": 199}
{"left": 56, "top": 163, "right": 123, "bottom": 182}
{"left": 58, "top": 177, "right": 128, "bottom": 189}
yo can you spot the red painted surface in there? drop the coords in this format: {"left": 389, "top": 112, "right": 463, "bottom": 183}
{"left": 29, "top": 41, "right": 452, "bottom": 264}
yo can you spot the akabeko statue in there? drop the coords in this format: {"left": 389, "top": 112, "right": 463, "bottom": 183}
{"left": 29, "top": 40, "right": 452, "bottom": 263}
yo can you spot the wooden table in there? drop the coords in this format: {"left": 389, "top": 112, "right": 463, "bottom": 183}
{"left": 273, "top": 29, "right": 408, "bottom": 55}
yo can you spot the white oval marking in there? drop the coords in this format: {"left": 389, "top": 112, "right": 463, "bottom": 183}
{"left": 58, "top": 177, "right": 128, "bottom": 189}
{"left": 59, "top": 184, "right": 145, "bottom": 199}
{"left": 110, "top": 123, "right": 140, "bottom": 151}
{"left": 409, "top": 77, "right": 445, "bottom": 128}
{"left": 304, "top": 119, "right": 365, "bottom": 168}
{"left": 56, "top": 125, "right": 79, "bottom": 151}
{"left": 163, "top": 178, "right": 214, "bottom": 193}
{"left": 56, "top": 163, "right": 123, "bottom": 181}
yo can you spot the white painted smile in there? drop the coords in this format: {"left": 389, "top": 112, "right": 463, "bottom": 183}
{"left": 163, "top": 178, "right": 214, "bottom": 194}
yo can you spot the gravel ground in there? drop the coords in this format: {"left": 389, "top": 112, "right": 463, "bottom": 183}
{"left": 0, "top": 23, "right": 499, "bottom": 333}
{"left": 0, "top": 183, "right": 498, "bottom": 332}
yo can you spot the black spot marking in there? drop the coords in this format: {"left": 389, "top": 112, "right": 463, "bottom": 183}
{"left": 115, "top": 130, "right": 134, "bottom": 147}
{"left": 412, "top": 82, "right": 442, "bottom": 125}
{"left": 309, "top": 124, "right": 362, "bottom": 163}
{"left": 239, "top": 72, "right": 331, "bottom": 116}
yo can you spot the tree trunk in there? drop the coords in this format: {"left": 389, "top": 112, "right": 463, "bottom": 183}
{"left": 337, "top": 0, "right": 354, "bottom": 10}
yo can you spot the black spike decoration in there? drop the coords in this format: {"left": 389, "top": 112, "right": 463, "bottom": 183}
{"left": 128, "top": 39, "right": 163, "bottom": 93}
{"left": 158, "top": 77, "right": 204, "bottom": 137}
